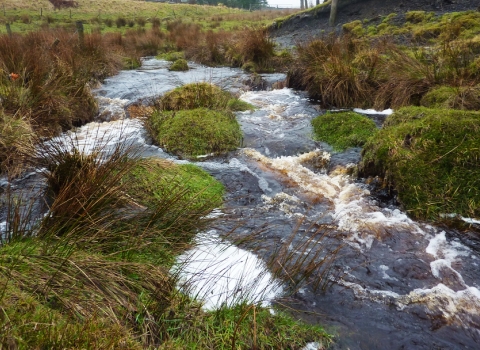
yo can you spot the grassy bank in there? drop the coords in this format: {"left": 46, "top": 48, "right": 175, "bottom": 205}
{"left": 0, "top": 0, "right": 296, "bottom": 35}
{"left": 289, "top": 11, "right": 480, "bottom": 110}
{"left": 359, "top": 106, "right": 480, "bottom": 221}
{"left": 0, "top": 137, "right": 332, "bottom": 348}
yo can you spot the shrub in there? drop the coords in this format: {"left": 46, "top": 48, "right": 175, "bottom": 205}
{"left": 311, "top": 112, "right": 378, "bottom": 151}
{"left": 146, "top": 108, "right": 242, "bottom": 159}
{"left": 115, "top": 16, "right": 127, "bottom": 28}
{"left": 226, "top": 28, "right": 276, "bottom": 72}
{"left": 169, "top": 58, "right": 189, "bottom": 71}
{"left": 359, "top": 106, "right": 480, "bottom": 220}
{"left": 136, "top": 17, "right": 146, "bottom": 27}
{"left": 104, "top": 18, "right": 113, "bottom": 27}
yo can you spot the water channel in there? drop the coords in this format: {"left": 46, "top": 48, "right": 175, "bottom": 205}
{"left": 3, "top": 58, "right": 480, "bottom": 349}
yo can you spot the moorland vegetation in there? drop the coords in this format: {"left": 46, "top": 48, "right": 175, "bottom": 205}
{"left": 297, "top": 6, "right": 480, "bottom": 223}
{"left": 1, "top": 0, "right": 479, "bottom": 347}
{"left": 0, "top": 1, "right": 332, "bottom": 348}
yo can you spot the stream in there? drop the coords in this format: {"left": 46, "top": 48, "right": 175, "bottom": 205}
{"left": 3, "top": 58, "right": 480, "bottom": 349}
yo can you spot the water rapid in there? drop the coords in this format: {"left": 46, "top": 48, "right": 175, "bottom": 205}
{"left": 3, "top": 58, "right": 480, "bottom": 349}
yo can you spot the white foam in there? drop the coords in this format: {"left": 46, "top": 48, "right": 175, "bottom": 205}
{"left": 379, "top": 264, "right": 398, "bottom": 281}
{"left": 174, "top": 230, "right": 283, "bottom": 310}
{"left": 302, "top": 342, "right": 322, "bottom": 350}
{"left": 461, "top": 217, "right": 480, "bottom": 225}
{"left": 44, "top": 119, "right": 147, "bottom": 156}
{"left": 96, "top": 96, "right": 130, "bottom": 121}
{"left": 426, "top": 231, "right": 470, "bottom": 261}
{"left": 261, "top": 192, "right": 302, "bottom": 217}
{"left": 398, "top": 284, "right": 480, "bottom": 321}
{"left": 0, "top": 221, "right": 6, "bottom": 241}
{"left": 353, "top": 108, "right": 394, "bottom": 115}
{"left": 242, "top": 148, "right": 425, "bottom": 249}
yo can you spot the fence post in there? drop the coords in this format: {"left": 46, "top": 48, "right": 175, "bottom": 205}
{"left": 76, "top": 21, "right": 84, "bottom": 49}
{"left": 6, "top": 23, "right": 12, "bottom": 36}
{"left": 329, "top": 0, "right": 338, "bottom": 27}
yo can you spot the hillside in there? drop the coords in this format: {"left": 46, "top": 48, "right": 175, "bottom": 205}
{"left": 270, "top": 0, "right": 480, "bottom": 47}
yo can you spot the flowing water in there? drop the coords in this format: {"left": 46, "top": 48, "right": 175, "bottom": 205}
{"left": 2, "top": 58, "right": 480, "bottom": 349}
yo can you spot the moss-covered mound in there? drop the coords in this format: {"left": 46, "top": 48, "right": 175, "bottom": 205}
{"left": 124, "top": 158, "right": 224, "bottom": 213}
{"left": 147, "top": 108, "right": 242, "bottom": 159}
{"left": 360, "top": 106, "right": 480, "bottom": 220}
{"left": 156, "top": 82, "right": 252, "bottom": 112}
{"left": 311, "top": 111, "right": 378, "bottom": 151}
{"left": 420, "top": 85, "right": 480, "bottom": 111}
{"left": 169, "top": 58, "right": 189, "bottom": 71}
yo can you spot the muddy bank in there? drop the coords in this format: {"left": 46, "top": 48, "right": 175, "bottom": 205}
{"left": 270, "top": 0, "right": 480, "bottom": 48}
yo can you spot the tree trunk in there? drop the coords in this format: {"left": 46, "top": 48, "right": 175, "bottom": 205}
{"left": 329, "top": 0, "right": 339, "bottom": 26}
{"left": 304, "top": 0, "right": 308, "bottom": 9}
{"left": 300, "top": 0, "right": 304, "bottom": 10}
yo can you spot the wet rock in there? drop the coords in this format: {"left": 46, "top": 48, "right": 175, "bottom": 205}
{"left": 393, "top": 258, "right": 431, "bottom": 280}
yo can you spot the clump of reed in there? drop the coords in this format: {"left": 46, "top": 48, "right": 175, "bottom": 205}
{"left": 225, "top": 27, "right": 276, "bottom": 72}
{"left": 0, "top": 112, "right": 34, "bottom": 177}
{"left": 291, "top": 33, "right": 480, "bottom": 109}
{"left": 291, "top": 34, "right": 382, "bottom": 108}
{"left": 0, "top": 132, "right": 333, "bottom": 348}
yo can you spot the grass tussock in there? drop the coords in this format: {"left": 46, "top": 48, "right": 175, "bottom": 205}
{"left": 147, "top": 108, "right": 242, "bottom": 159}
{"left": 292, "top": 11, "right": 480, "bottom": 110}
{"left": 359, "top": 106, "right": 480, "bottom": 221}
{"left": 0, "top": 134, "right": 331, "bottom": 348}
{"left": 155, "top": 82, "right": 246, "bottom": 112}
{"left": 0, "top": 112, "right": 34, "bottom": 177}
{"left": 312, "top": 111, "right": 378, "bottom": 151}
{"left": 168, "top": 58, "right": 189, "bottom": 71}
{"left": 147, "top": 82, "right": 250, "bottom": 159}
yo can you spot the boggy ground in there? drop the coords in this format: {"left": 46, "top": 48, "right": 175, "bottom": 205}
{"left": 270, "top": 0, "right": 480, "bottom": 47}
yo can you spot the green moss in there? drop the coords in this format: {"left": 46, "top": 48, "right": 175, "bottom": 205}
{"left": 342, "top": 20, "right": 364, "bottom": 36}
{"left": 420, "top": 86, "right": 458, "bottom": 108}
{"left": 382, "top": 13, "right": 397, "bottom": 23}
{"left": 227, "top": 98, "right": 255, "bottom": 111}
{"left": 405, "top": 11, "right": 435, "bottom": 24}
{"left": 158, "top": 51, "right": 185, "bottom": 62}
{"left": 360, "top": 106, "right": 480, "bottom": 220}
{"left": 147, "top": 108, "right": 242, "bottom": 159}
{"left": 420, "top": 85, "right": 480, "bottom": 110}
{"left": 169, "top": 58, "right": 189, "bottom": 71}
{"left": 311, "top": 112, "right": 378, "bottom": 151}
{"left": 125, "top": 158, "right": 224, "bottom": 212}
{"left": 157, "top": 82, "right": 236, "bottom": 112}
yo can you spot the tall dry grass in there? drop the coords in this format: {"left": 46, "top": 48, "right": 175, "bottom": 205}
{"left": 291, "top": 34, "right": 480, "bottom": 109}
